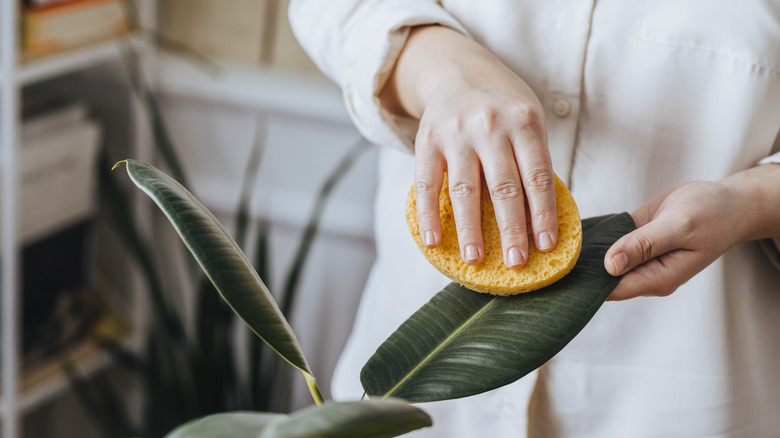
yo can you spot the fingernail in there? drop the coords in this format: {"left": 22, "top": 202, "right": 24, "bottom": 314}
{"left": 611, "top": 252, "right": 629, "bottom": 275}
{"left": 538, "top": 232, "right": 553, "bottom": 251}
{"left": 507, "top": 247, "right": 525, "bottom": 267}
{"left": 424, "top": 231, "right": 436, "bottom": 247}
{"left": 465, "top": 244, "right": 480, "bottom": 262}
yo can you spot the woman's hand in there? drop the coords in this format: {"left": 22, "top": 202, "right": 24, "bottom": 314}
{"left": 606, "top": 161, "right": 780, "bottom": 301}
{"left": 381, "top": 25, "right": 558, "bottom": 269}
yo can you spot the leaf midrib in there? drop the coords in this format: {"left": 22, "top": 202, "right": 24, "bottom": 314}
{"left": 383, "top": 296, "right": 498, "bottom": 397}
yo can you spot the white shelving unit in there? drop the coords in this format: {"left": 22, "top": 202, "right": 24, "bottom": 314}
{"left": 2, "top": 1, "right": 375, "bottom": 434}
{"left": 0, "top": 2, "right": 156, "bottom": 437}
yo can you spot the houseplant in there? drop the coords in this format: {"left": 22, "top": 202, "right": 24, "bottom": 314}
{"left": 66, "top": 23, "right": 377, "bottom": 435}
{"left": 115, "top": 159, "right": 635, "bottom": 437}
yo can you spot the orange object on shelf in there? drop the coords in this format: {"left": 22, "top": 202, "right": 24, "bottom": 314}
{"left": 22, "top": 0, "right": 130, "bottom": 59}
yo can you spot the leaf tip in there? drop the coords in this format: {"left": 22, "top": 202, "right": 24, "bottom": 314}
{"left": 111, "top": 160, "right": 128, "bottom": 171}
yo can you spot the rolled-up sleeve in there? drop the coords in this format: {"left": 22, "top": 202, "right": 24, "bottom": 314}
{"left": 758, "top": 151, "right": 780, "bottom": 165}
{"left": 289, "top": 0, "right": 469, "bottom": 152}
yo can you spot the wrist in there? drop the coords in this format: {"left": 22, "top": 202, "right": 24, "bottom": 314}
{"left": 382, "top": 25, "right": 520, "bottom": 119}
{"left": 380, "top": 25, "right": 462, "bottom": 118}
{"left": 720, "top": 165, "right": 780, "bottom": 242}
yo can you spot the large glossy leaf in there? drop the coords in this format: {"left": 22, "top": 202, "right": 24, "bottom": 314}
{"left": 259, "top": 399, "right": 432, "bottom": 438}
{"left": 165, "top": 412, "right": 285, "bottom": 438}
{"left": 117, "top": 160, "right": 315, "bottom": 386}
{"left": 360, "top": 213, "right": 635, "bottom": 402}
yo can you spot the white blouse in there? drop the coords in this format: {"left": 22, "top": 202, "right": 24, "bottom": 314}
{"left": 290, "top": 1, "right": 780, "bottom": 437}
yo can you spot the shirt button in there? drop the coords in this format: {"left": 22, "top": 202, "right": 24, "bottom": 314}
{"left": 553, "top": 99, "right": 571, "bottom": 118}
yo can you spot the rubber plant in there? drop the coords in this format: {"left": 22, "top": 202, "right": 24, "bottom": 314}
{"left": 115, "top": 157, "right": 636, "bottom": 437}
{"left": 67, "top": 23, "right": 379, "bottom": 435}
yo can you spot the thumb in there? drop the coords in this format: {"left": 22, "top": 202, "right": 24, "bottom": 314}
{"left": 604, "top": 216, "right": 678, "bottom": 277}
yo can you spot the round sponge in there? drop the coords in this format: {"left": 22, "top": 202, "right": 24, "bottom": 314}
{"left": 406, "top": 173, "right": 582, "bottom": 295}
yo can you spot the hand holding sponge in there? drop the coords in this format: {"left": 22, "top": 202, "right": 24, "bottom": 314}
{"left": 406, "top": 173, "right": 582, "bottom": 295}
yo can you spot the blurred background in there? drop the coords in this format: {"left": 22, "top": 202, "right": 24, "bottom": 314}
{"left": 0, "top": 0, "right": 378, "bottom": 436}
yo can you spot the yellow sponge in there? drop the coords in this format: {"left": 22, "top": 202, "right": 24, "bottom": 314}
{"left": 406, "top": 173, "right": 582, "bottom": 295}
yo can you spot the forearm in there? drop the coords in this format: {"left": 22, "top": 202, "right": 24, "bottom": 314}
{"left": 721, "top": 163, "right": 780, "bottom": 242}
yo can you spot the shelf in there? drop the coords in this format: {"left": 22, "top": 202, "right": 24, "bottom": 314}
{"left": 157, "top": 55, "right": 352, "bottom": 125}
{"left": 15, "top": 36, "right": 134, "bottom": 87}
{"left": 17, "top": 338, "right": 118, "bottom": 414}
{"left": 2, "top": 2, "right": 156, "bottom": 436}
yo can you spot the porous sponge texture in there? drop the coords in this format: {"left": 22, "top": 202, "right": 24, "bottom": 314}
{"left": 406, "top": 173, "right": 582, "bottom": 295}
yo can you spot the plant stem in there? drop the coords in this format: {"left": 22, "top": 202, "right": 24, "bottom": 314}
{"left": 303, "top": 371, "right": 325, "bottom": 406}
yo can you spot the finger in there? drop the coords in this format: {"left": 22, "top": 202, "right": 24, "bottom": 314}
{"left": 481, "top": 142, "right": 529, "bottom": 268}
{"left": 604, "top": 215, "right": 683, "bottom": 277}
{"left": 447, "top": 150, "right": 484, "bottom": 264}
{"left": 414, "top": 147, "right": 446, "bottom": 248}
{"left": 512, "top": 125, "right": 557, "bottom": 253}
{"left": 607, "top": 249, "right": 698, "bottom": 301}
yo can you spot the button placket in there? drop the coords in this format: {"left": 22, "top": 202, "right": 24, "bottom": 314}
{"left": 545, "top": 0, "right": 596, "bottom": 187}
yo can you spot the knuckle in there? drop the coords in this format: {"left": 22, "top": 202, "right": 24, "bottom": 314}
{"left": 632, "top": 233, "right": 655, "bottom": 262}
{"left": 500, "top": 223, "right": 527, "bottom": 240}
{"left": 450, "top": 181, "right": 478, "bottom": 199}
{"left": 532, "top": 207, "right": 557, "bottom": 224}
{"left": 417, "top": 209, "right": 439, "bottom": 224}
{"left": 416, "top": 125, "right": 437, "bottom": 146}
{"left": 524, "top": 168, "right": 555, "bottom": 192}
{"left": 676, "top": 212, "right": 698, "bottom": 236}
{"left": 472, "top": 106, "right": 500, "bottom": 131}
{"left": 441, "top": 114, "right": 465, "bottom": 134}
{"left": 490, "top": 180, "right": 523, "bottom": 201}
{"left": 415, "top": 180, "right": 436, "bottom": 195}
{"left": 456, "top": 223, "right": 481, "bottom": 238}
{"left": 512, "top": 104, "right": 543, "bottom": 131}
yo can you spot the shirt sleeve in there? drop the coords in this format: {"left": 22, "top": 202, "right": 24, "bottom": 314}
{"left": 288, "top": 0, "right": 470, "bottom": 152}
{"left": 758, "top": 152, "right": 780, "bottom": 165}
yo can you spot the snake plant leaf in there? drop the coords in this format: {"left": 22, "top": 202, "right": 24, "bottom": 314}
{"left": 259, "top": 399, "right": 432, "bottom": 438}
{"left": 117, "top": 159, "right": 313, "bottom": 379}
{"left": 165, "top": 412, "right": 285, "bottom": 438}
{"left": 360, "top": 213, "right": 636, "bottom": 402}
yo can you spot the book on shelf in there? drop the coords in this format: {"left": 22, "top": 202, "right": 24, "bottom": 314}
{"left": 21, "top": 0, "right": 130, "bottom": 60}
{"left": 159, "top": 0, "right": 319, "bottom": 72}
{"left": 22, "top": 95, "right": 89, "bottom": 138}
{"left": 0, "top": 95, "right": 100, "bottom": 244}
{"left": 17, "top": 100, "right": 101, "bottom": 244}
{"left": 0, "top": 95, "right": 130, "bottom": 378}
{"left": 23, "top": 0, "right": 75, "bottom": 7}
{"left": 160, "top": 0, "right": 271, "bottom": 65}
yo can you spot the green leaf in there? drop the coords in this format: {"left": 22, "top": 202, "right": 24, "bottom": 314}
{"left": 165, "top": 412, "right": 285, "bottom": 438}
{"left": 117, "top": 160, "right": 315, "bottom": 382}
{"left": 360, "top": 213, "right": 636, "bottom": 402}
{"left": 259, "top": 399, "right": 432, "bottom": 438}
